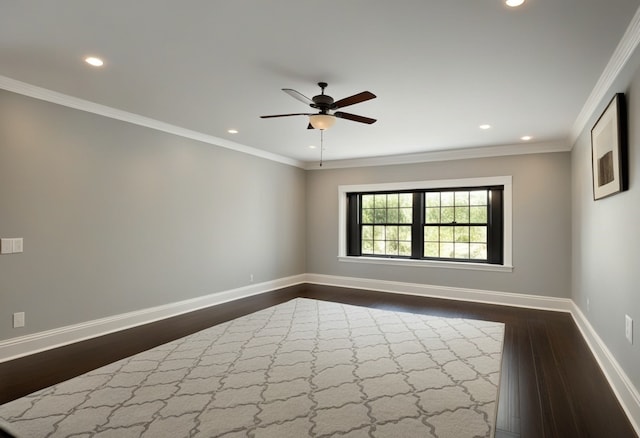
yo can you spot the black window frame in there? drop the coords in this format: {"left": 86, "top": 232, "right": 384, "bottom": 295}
{"left": 347, "top": 185, "right": 504, "bottom": 265}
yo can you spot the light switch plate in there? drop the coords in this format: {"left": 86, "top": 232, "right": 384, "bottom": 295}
{"left": 1, "top": 238, "right": 13, "bottom": 254}
{"left": 13, "top": 312, "right": 25, "bottom": 328}
{"left": 626, "top": 315, "right": 633, "bottom": 344}
{"left": 13, "top": 238, "right": 23, "bottom": 253}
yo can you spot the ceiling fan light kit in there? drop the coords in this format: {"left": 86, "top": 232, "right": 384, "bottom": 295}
{"left": 309, "top": 114, "right": 336, "bottom": 130}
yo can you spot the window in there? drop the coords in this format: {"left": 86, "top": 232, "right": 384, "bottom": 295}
{"left": 360, "top": 193, "right": 413, "bottom": 257}
{"left": 423, "top": 189, "right": 501, "bottom": 263}
{"left": 339, "top": 177, "right": 512, "bottom": 271}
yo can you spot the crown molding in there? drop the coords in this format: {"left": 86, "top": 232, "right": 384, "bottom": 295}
{"left": 570, "top": 6, "right": 640, "bottom": 146}
{"left": 304, "top": 139, "right": 570, "bottom": 170}
{"left": 0, "top": 75, "right": 304, "bottom": 169}
{"left": 0, "top": 73, "right": 597, "bottom": 171}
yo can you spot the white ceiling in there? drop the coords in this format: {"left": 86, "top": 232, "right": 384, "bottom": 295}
{"left": 1, "top": 1, "right": 639, "bottom": 167}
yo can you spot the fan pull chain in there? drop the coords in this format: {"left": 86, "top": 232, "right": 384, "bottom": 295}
{"left": 320, "top": 129, "right": 324, "bottom": 167}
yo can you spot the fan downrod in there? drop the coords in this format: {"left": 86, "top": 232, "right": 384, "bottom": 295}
{"left": 312, "top": 82, "right": 334, "bottom": 111}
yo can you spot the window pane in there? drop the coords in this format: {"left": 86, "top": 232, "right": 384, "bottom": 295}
{"left": 440, "top": 226, "right": 453, "bottom": 242}
{"left": 399, "top": 193, "right": 412, "bottom": 207}
{"left": 361, "top": 193, "right": 413, "bottom": 258}
{"left": 424, "top": 242, "right": 439, "bottom": 257}
{"left": 425, "top": 207, "right": 439, "bottom": 223}
{"left": 469, "top": 206, "right": 487, "bottom": 223}
{"left": 455, "top": 206, "right": 469, "bottom": 223}
{"left": 425, "top": 192, "right": 440, "bottom": 207}
{"left": 362, "top": 194, "right": 375, "bottom": 209}
{"left": 441, "top": 192, "right": 454, "bottom": 206}
{"left": 470, "top": 190, "right": 487, "bottom": 206}
{"left": 362, "top": 208, "right": 374, "bottom": 224}
{"left": 440, "top": 242, "right": 454, "bottom": 258}
{"left": 386, "top": 240, "right": 399, "bottom": 254}
{"left": 455, "top": 243, "right": 470, "bottom": 258}
{"left": 441, "top": 207, "right": 454, "bottom": 223}
{"left": 470, "top": 226, "right": 487, "bottom": 243}
{"left": 470, "top": 243, "right": 487, "bottom": 260}
{"left": 455, "top": 226, "right": 470, "bottom": 243}
{"left": 455, "top": 192, "right": 469, "bottom": 206}
{"left": 424, "top": 226, "right": 439, "bottom": 241}
{"left": 399, "top": 208, "right": 412, "bottom": 223}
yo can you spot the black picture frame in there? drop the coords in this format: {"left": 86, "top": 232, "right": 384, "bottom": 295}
{"left": 591, "top": 93, "right": 628, "bottom": 200}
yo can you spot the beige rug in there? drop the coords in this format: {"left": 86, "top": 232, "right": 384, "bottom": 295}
{"left": 0, "top": 298, "right": 505, "bottom": 438}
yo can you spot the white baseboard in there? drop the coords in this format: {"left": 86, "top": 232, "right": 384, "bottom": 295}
{"left": 0, "top": 273, "right": 574, "bottom": 364}
{"left": 0, "top": 274, "right": 305, "bottom": 363}
{"left": 570, "top": 304, "right": 640, "bottom": 436}
{"left": 1, "top": 272, "right": 638, "bottom": 435}
{"left": 305, "top": 273, "right": 574, "bottom": 313}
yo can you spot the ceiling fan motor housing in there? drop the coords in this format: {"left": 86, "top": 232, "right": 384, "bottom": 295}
{"left": 311, "top": 94, "right": 334, "bottom": 112}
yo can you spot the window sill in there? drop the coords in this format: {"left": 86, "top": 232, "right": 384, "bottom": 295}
{"left": 338, "top": 256, "right": 514, "bottom": 272}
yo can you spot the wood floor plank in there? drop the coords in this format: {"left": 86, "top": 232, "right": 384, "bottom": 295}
{"left": 496, "top": 325, "right": 521, "bottom": 436}
{"left": 516, "top": 323, "right": 546, "bottom": 438}
{"left": 528, "top": 318, "right": 581, "bottom": 437}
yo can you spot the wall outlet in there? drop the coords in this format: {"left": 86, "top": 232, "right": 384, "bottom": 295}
{"left": 250, "top": 274, "right": 254, "bottom": 283}
{"left": 586, "top": 298, "right": 590, "bottom": 312}
{"left": 625, "top": 315, "right": 633, "bottom": 344}
{"left": 13, "top": 312, "right": 25, "bottom": 328}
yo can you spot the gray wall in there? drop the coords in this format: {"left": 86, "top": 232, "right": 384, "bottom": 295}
{"left": 571, "top": 59, "right": 640, "bottom": 392}
{"left": 0, "top": 90, "right": 306, "bottom": 341}
{"left": 306, "top": 153, "right": 572, "bottom": 298}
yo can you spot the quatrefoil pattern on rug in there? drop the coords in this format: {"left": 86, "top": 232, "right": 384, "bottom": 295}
{"left": 0, "top": 298, "right": 505, "bottom": 438}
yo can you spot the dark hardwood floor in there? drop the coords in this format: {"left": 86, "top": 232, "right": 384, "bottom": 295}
{"left": 0, "top": 283, "right": 636, "bottom": 437}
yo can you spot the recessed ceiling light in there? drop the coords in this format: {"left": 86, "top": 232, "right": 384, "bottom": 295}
{"left": 309, "top": 145, "right": 317, "bottom": 149}
{"left": 84, "top": 56, "right": 104, "bottom": 67}
{"left": 479, "top": 124, "right": 492, "bottom": 130}
{"left": 521, "top": 135, "right": 533, "bottom": 141}
{"left": 505, "top": 0, "right": 525, "bottom": 7}
{"left": 227, "top": 129, "right": 238, "bottom": 134}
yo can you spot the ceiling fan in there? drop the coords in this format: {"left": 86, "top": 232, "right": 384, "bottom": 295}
{"left": 260, "top": 82, "right": 377, "bottom": 130}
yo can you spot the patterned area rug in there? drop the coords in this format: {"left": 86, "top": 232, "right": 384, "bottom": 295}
{"left": 0, "top": 298, "right": 505, "bottom": 438}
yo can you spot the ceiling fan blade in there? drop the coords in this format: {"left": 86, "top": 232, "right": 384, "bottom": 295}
{"left": 283, "top": 88, "right": 313, "bottom": 106}
{"left": 260, "top": 113, "right": 312, "bottom": 119}
{"left": 307, "top": 123, "right": 314, "bottom": 130}
{"left": 334, "top": 112, "right": 377, "bottom": 124}
{"left": 332, "top": 91, "right": 376, "bottom": 109}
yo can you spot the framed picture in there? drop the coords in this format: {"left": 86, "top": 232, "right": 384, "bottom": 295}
{"left": 591, "top": 93, "right": 628, "bottom": 200}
